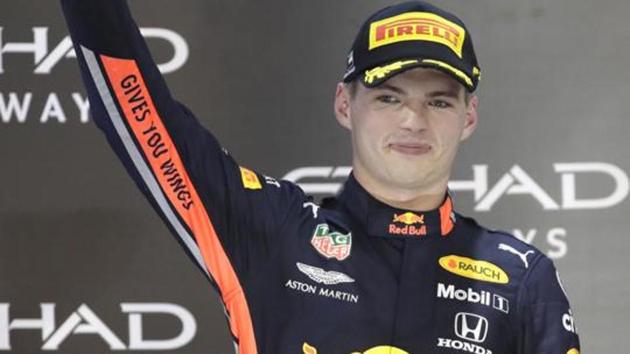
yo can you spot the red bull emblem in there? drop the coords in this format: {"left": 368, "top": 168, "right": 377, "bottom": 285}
{"left": 392, "top": 212, "right": 425, "bottom": 225}
{"left": 389, "top": 212, "right": 427, "bottom": 236}
{"left": 311, "top": 224, "right": 352, "bottom": 261}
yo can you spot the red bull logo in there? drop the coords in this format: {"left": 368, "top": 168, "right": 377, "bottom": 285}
{"left": 392, "top": 212, "right": 425, "bottom": 225}
{"left": 388, "top": 212, "right": 427, "bottom": 236}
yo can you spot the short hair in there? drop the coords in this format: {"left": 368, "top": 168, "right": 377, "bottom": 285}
{"left": 345, "top": 79, "right": 359, "bottom": 99}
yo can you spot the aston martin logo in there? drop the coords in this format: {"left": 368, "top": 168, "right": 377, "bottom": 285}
{"left": 296, "top": 262, "right": 355, "bottom": 285}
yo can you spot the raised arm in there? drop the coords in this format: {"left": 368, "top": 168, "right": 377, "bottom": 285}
{"left": 61, "top": 1, "right": 306, "bottom": 351}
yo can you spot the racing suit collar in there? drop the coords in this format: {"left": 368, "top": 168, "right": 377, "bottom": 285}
{"left": 337, "top": 173, "right": 456, "bottom": 238}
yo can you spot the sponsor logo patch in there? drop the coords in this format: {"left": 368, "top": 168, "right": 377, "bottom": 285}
{"left": 498, "top": 243, "right": 535, "bottom": 268}
{"left": 239, "top": 166, "right": 262, "bottom": 189}
{"left": 296, "top": 262, "right": 355, "bottom": 285}
{"left": 285, "top": 279, "right": 359, "bottom": 303}
{"left": 455, "top": 312, "right": 488, "bottom": 343}
{"left": 439, "top": 255, "right": 509, "bottom": 284}
{"left": 438, "top": 312, "right": 492, "bottom": 354}
{"left": 436, "top": 283, "right": 509, "bottom": 314}
{"left": 344, "top": 50, "right": 356, "bottom": 78}
{"left": 387, "top": 210, "right": 427, "bottom": 236}
{"left": 303, "top": 342, "right": 317, "bottom": 354}
{"left": 393, "top": 212, "right": 425, "bottom": 225}
{"left": 350, "top": 346, "right": 409, "bottom": 354}
{"left": 492, "top": 293, "right": 510, "bottom": 314}
{"left": 263, "top": 175, "right": 280, "bottom": 188}
{"left": 563, "top": 309, "right": 577, "bottom": 333}
{"left": 310, "top": 224, "right": 352, "bottom": 261}
{"left": 368, "top": 12, "right": 466, "bottom": 57}
{"left": 436, "top": 337, "right": 491, "bottom": 354}
{"left": 567, "top": 349, "right": 579, "bottom": 354}
{"left": 303, "top": 202, "right": 320, "bottom": 219}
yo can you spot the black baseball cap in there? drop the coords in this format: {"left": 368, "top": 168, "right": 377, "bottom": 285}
{"left": 342, "top": 1, "right": 481, "bottom": 92}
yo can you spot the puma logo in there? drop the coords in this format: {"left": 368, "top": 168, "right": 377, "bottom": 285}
{"left": 303, "top": 202, "right": 320, "bottom": 219}
{"left": 498, "top": 243, "right": 535, "bottom": 268}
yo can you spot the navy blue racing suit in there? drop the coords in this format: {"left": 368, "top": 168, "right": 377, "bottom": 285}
{"left": 61, "top": 1, "right": 581, "bottom": 353}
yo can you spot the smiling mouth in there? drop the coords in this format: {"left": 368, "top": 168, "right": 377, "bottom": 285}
{"left": 388, "top": 143, "right": 432, "bottom": 156}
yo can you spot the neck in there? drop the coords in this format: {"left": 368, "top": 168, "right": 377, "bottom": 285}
{"left": 353, "top": 168, "right": 449, "bottom": 211}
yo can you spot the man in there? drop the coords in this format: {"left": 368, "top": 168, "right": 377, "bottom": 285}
{"left": 61, "top": 0, "right": 580, "bottom": 353}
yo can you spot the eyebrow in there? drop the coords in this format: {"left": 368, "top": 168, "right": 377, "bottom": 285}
{"left": 426, "top": 89, "right": 461, "bottom": 99}
{"left": 373, "top": 83, "right": 407, "bottom": 95}
{"left": 372, "top": 84, "right": 461, "bottom": 99}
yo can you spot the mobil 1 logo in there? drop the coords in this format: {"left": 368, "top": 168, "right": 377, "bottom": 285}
{"left": 436, "top": 283, "right": 509, "bottom": 314}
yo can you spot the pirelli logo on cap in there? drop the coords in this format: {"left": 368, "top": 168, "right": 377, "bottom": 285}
{"left": 439, "top": 255, "right": 509, "bottom": 284}
{"left": 369, "top": 12, "right": 466, "bottom": 58}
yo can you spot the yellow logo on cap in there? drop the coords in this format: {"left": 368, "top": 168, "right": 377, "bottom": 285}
{"left": 364, "top": 59, "right": 418, "bottom": 84}
{"left": 239, "top": 166, "right": 262, "bottom": 190}
{"left": 567, "top": 349, "right": 580, "bottom": 354}
{"left": 439, "top": 255, "right": 509, "bottom": 284}
{"left": 369, "top": 12, "right": 466, "bottom": 57}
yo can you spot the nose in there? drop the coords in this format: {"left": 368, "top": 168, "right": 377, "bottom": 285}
{"left": 399, "top": 104, "right": 428, "bottom": 132}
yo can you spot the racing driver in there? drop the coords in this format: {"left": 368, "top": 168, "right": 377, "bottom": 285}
{"left": 61, "top": 0, "right": 581, "bottom": 353}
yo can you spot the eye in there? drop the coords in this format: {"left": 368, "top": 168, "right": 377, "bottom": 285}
{"left": 428, "top": 99, "right": 453, "bottom": 109}
{"left": 376, "top": 95, "right": 400, "bottom": 104}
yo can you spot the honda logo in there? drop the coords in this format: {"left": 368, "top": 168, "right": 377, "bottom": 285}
{"left": 454, "top": 312, "right": 488, "bottom": 343}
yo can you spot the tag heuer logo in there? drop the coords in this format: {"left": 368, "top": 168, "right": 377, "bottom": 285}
{"left": 310, "top": 224, "right": 352, "bottom": 261}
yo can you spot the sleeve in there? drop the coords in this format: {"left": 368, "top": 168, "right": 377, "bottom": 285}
{"left": 517, "top": 255, "right": 581, "bottom": 354}
{"left": 60, "top": 0, "right": 305, "bottom": 349}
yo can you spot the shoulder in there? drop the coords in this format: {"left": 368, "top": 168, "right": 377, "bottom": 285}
{"left": 455, "top": 212, "right": 539, "bottom": 252}
{"left": 453, "top": 213, "right": 549, "bottom": 283}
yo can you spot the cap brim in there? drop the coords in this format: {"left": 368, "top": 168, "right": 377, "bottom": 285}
{"left": 361, "top": 58, "right": 477, "bottom": 92}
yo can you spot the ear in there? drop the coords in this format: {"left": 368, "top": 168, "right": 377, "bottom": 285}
{"left": 334, "top": 82, "right": 352, "bottom": 131}
{"left": 460, "top": 94, "right": 478, "bottom": 141}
